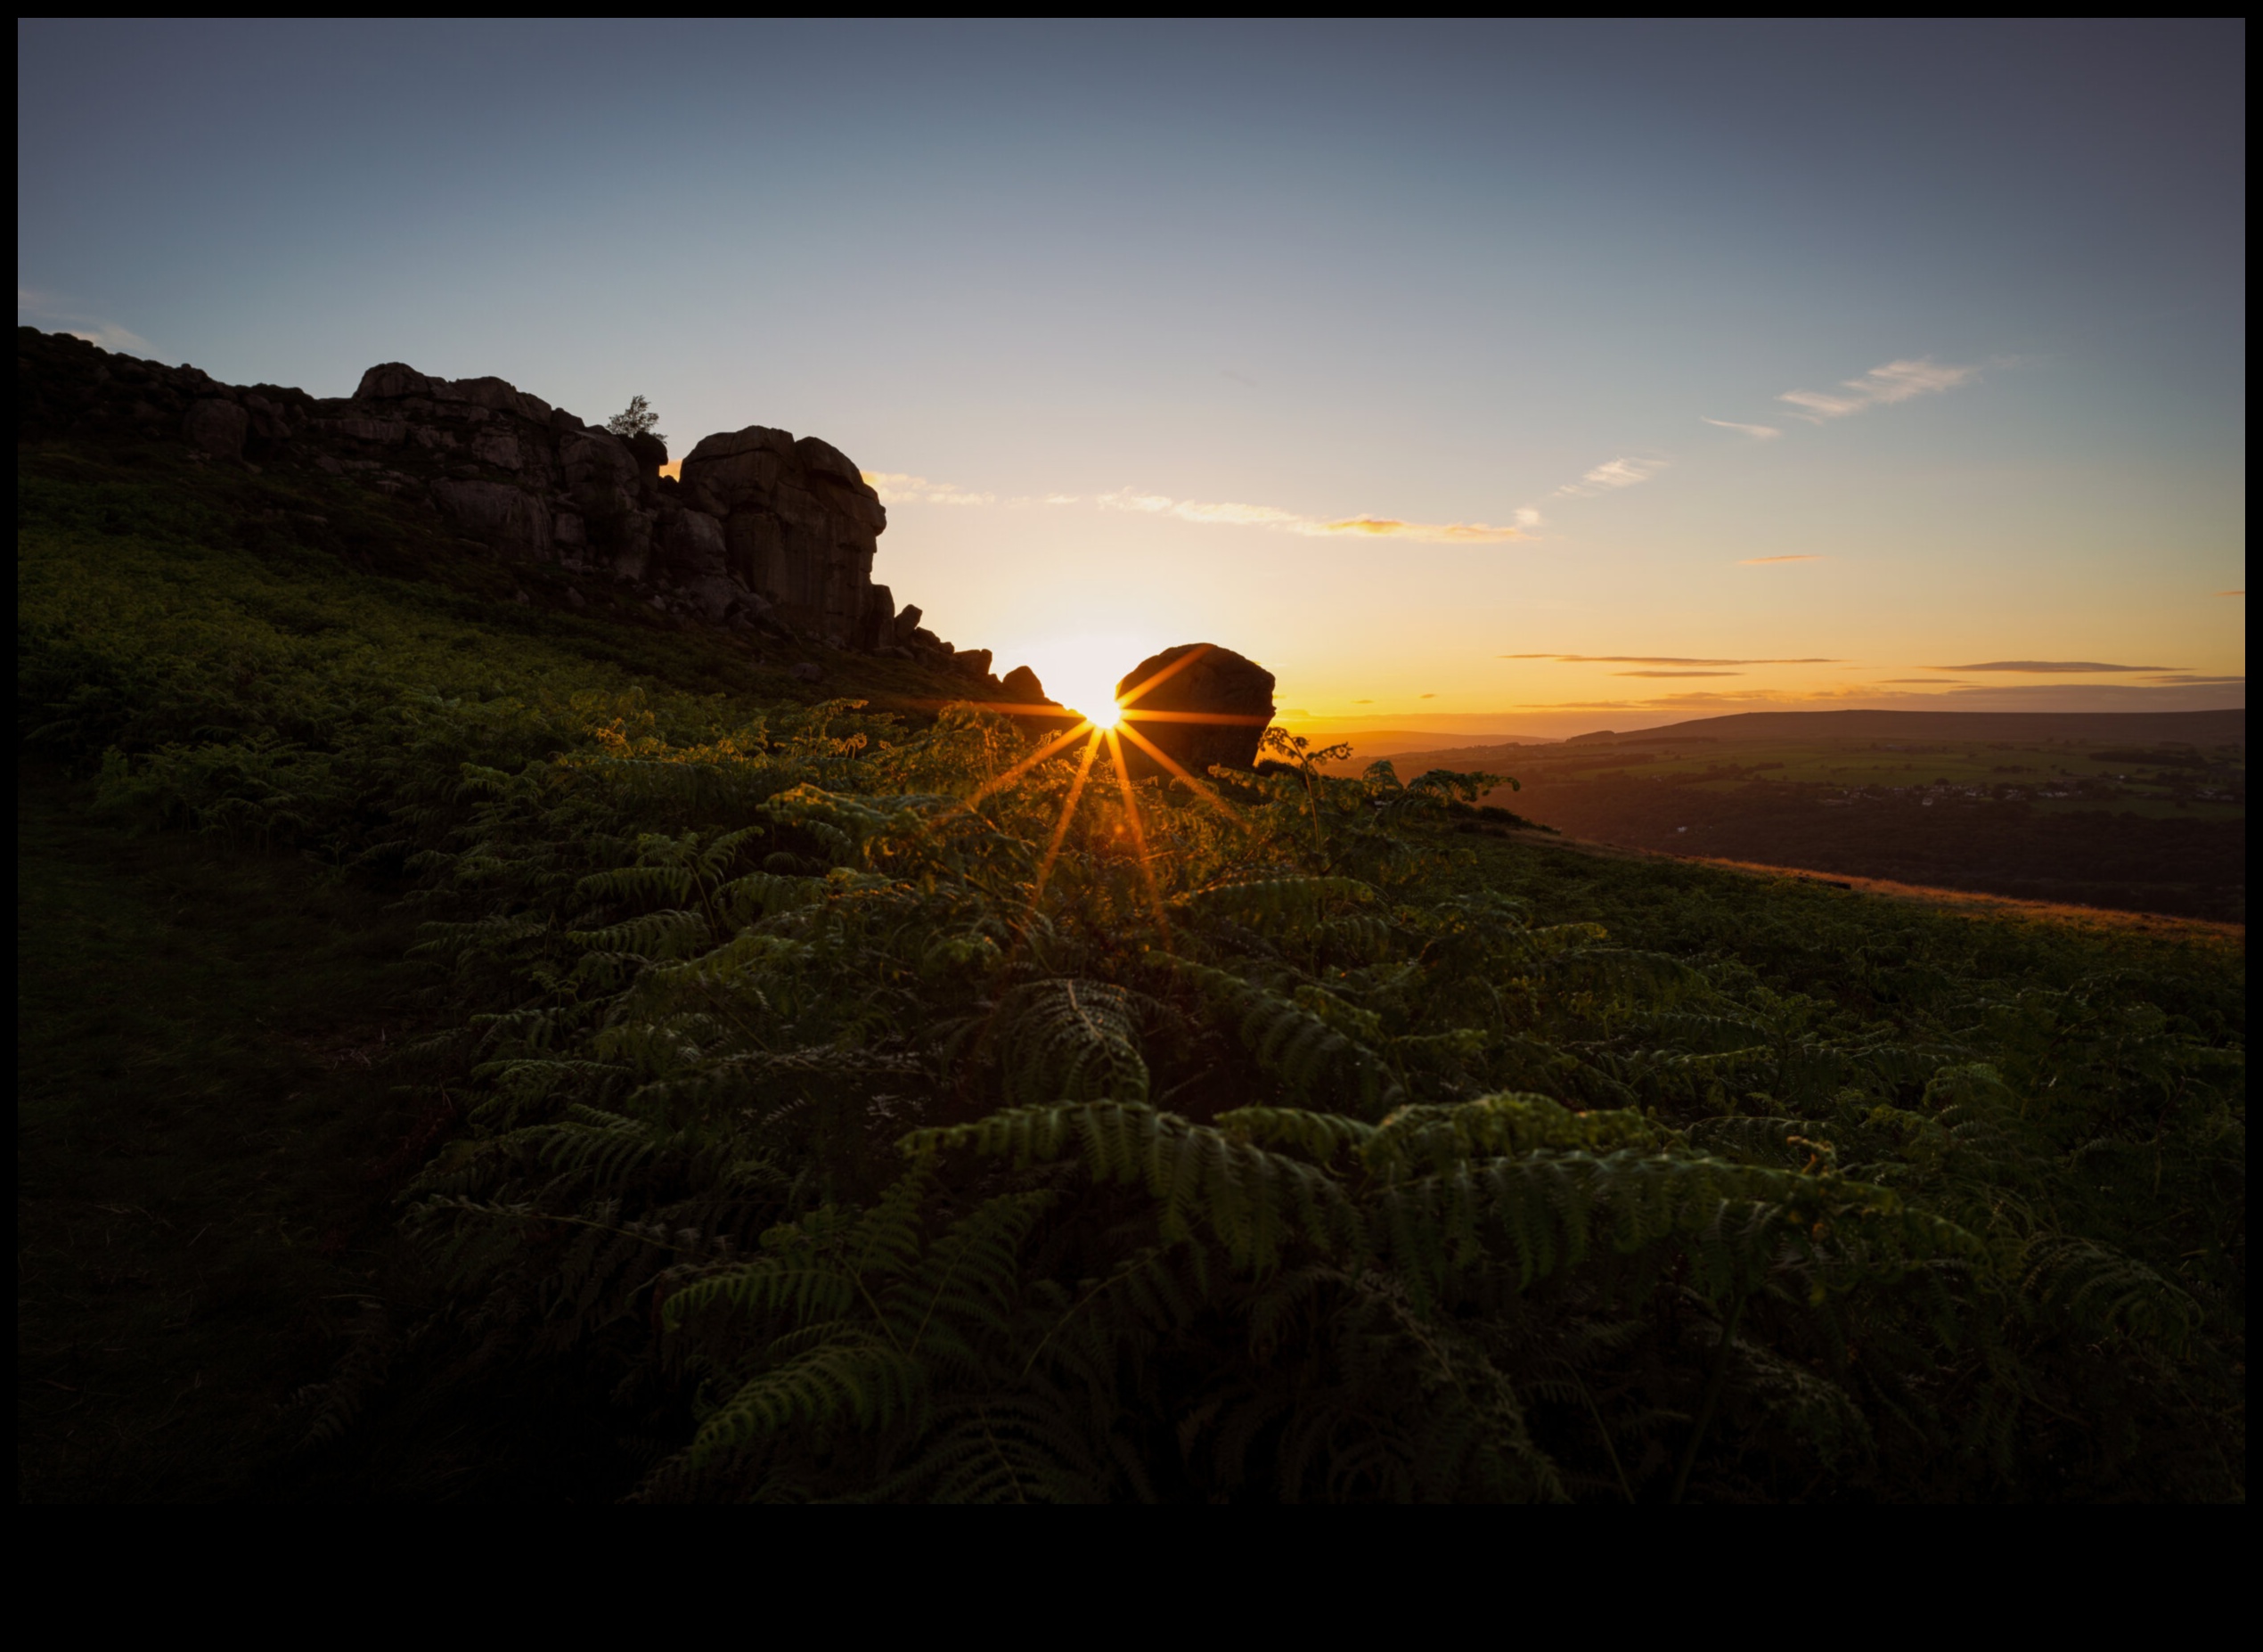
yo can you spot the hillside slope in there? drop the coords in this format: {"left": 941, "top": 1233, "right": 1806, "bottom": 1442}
{"left": 18, "top": 374, "right": 2246, "bottom": 1503}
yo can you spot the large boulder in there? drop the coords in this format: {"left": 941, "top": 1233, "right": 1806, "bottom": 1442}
{"left": 680, "top": 424, "right": 890, "bottom": 646}
{"left": 1114, "top": 644, "right": 1277, "bottom": 778}
{"left": 560, "top": 428, "right": 637, "bottom": 492}
{"left": 355, "top": 363, "right": 431, "bottom": 400}
{"left": 430, "top": 374, "right": 545, "bottom": 421}
{"left": 359, "top": 364, "right": 554, "bottom": 424}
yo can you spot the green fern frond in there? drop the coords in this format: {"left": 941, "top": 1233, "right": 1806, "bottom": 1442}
{"left": 689, "top": 1331, "right": 926, "bottom": 1458}
{"left": 568, "top": 907, "right": 714, "bottom": 960}
{"left": 993, "top": 978, "right": 1150, "bottom": 1106}
{"left": 2020, "top": 1234, "right": 2202, "bottom": 1354}
{"left": 1686, "top": 1115, "right": 1815, "bottom": 1168}
{"left": 907, "top": 1101, "right": 1361, "bottom": 1274}
{"left": 1363, "top": 1093, "right": 1660, "bottom": 1175}
{"left": 1154, "top": 953, "right": 1401, "bottom": 1113}
{"left": 1218, "top": 1106, "right": 1378, "bottom": 1163}
{"left": 717, "top": 870, "right": 827, "bottom": 920}
{"left": 1178, "top": 875, "right": 1378, "bottom": 927}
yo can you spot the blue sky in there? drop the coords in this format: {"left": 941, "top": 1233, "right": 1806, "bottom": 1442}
{"left": 19, "top": 20, "right": 2244, "bottom": 731}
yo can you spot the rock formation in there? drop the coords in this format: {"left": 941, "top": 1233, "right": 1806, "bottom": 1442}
{"left": 1115, "top": 643, "right": 1277, "bottom": 778}
{"left": 675, "top": 426, "right": 895, "bottom": 647}
{"left": 14, "top": 327, "right": 1035, "bottom": 686}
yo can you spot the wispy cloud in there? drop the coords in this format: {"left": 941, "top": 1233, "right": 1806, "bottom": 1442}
{"left": 1300, "top": 515, "right": 1527, "bottom": 544}
{"left": 1522, "top": 681, "right": 1974, "bottom": 712}
{"left": 1501, "top": 653, "right": 1841, "bottom": 666}
{"left": 1779, "top": 357, "right": 1980, "bottom": 422}
{"left": 19, "top": 287, "right": 158, "bottom": 356}
{"left": 1179, "top": 502, "right": 1308, "bottom": 527}
{"left": 1095, "top": 488, "right": 1174, "bottom": 514}
{"left": 869, "top": 472, "right": 1536, "bottom": 545}
{"left": 1931, "top": 659, "right": 2177, "bottom": 674}
{"left": 2217, "top": 589, "right": 2245, "bottom": 597}
{"left": 2142, "top": 674, "right": 2244, "bottom": 686}
{"left": 1556, "top": 455, "right": 1669, "bottom": 498}
{"left": 862, "top": 471, "right": 995, "bottom": 506}
{"left": 1095, "top": 487, "right": 1529, "bottom": 544}
{"left": 1094, "top": 489, "right": 1304, "bottom": 526}
{"left": 1518, "top": 690, "right": 1831, "bottom": 710}
{"left": 1615, "top": 670, "right": 1741, "bottom": 678}
{"left": 1739, "top": 554, "right": 1823, "bottom": 565}
{"left": 1518, "top": 670, "right": 2242, "bottom": 716}
{"left": 1701, "top": 416, "right": 1781, "bottom": 440}
{"left": 67, "top": 322, "right": 156, "bottom": 353}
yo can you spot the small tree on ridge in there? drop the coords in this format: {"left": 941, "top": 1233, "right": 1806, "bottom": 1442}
{"left": 606, "top": 396, "right": 666, "bottom": 447}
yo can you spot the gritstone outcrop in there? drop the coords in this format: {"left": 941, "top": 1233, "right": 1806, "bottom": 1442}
{"left": 16, "top": 328, "right": 1025, "bottom": 685}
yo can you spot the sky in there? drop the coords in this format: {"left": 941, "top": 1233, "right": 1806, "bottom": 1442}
{"left": 18, "top": 20, "right": 2245, "bottom": 733}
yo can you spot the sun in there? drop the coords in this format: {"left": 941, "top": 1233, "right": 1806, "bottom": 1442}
{"left": 927, "top": 644, "right": 1254, "bottom": 931}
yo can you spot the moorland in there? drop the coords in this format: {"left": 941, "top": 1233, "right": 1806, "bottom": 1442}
{"left": 1335, "top": 713, "right": 2244, "bottom": 923}
{"left": 17, "top": 332, "right": 2246, "bottom": 1502}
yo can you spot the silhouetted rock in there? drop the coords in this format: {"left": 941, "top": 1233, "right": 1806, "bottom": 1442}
{"left": 1001, "top": 665, "right": 1046, "bottom": 701}
{"left": 17, "top": 327, "right": 994, "bottom": 668}
{"left": 560, "top": 427, "right": 637, "bottom": 490}
{"left": 680, "top": 425, "right": 891, "bottom": 647}
{"left": 355, "top": 363, "right": 431, "bottom": 400}
{"left": 1115, "top": 644, "right": 1276, "bottom": 778}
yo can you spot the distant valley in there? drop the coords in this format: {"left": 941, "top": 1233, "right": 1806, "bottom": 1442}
{"left": 1328, "top": 708, "right": 2245, "bottom": 922}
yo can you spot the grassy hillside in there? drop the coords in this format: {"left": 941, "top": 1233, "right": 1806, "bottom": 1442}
{"left": 19, "top": 433, "right": 2246, "bottom": 1501}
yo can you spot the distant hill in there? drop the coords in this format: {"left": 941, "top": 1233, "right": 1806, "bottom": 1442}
{"left": 1343, "top": 708, "right": 2246, "bottom": 923}
{"left": 1320, "top": 708, "right": 2248, "bottom": 781}
{"left": 1290, "top": 728, "right": 1549, "bottom": 760}
{"left": 1564, "top": 708, "right": 2245, "bottom": 746}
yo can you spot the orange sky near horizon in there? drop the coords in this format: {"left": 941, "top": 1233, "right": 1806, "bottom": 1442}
{"left": 865, "top": 455, "right": 2244, "bottom": 740}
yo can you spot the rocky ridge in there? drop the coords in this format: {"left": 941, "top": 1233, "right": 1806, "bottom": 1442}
{"left": 16, "top": 328, "right": 1012, "bottom": 684}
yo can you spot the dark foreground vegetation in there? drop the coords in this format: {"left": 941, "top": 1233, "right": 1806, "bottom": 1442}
{"left": 19, "top": 436, "right": 2246, "bottom": 1501}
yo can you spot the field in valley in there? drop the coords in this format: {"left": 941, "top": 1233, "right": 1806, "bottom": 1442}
{"left": 1330, "top": 716, "right": 2245, "bottom": 923}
